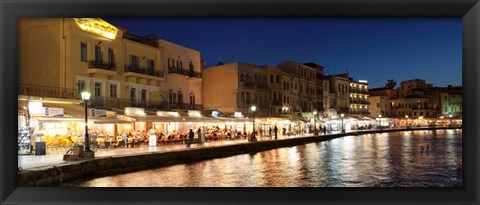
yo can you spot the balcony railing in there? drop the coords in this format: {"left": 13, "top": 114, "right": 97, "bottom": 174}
{"left": 125, "top": 65, "right": 164, "bottom": 78}
{"left": 168, "top": 67, "right": 202, "bottom": 78}
{"left": 19, "top": 84, "right": 78, "bottom": 99}
{"left": 350, "top": 88, "right": 369, "bottom": 94}
{"left": 90, "top": 97, "right": 203, "bottom": 110}
{"left": 350, "top": 100, "right": 370, "bottom": 104}
{"left": 89, "top": 60, "right": 116, "bottom": 71}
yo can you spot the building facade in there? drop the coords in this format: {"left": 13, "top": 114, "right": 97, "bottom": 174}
{"left": 159, "top": 40, "right": 203, "bottom": 110}
{"left": 202, "top": 62, "right": 270, "bottom": 117}
{"left": 329, "top": 74, "right": 350, "bottom": 115}
{"left": 349, "top": 80, "right": 369, "bottom": 115}
{"left": 19, "top": 18, "right": 203, "bottom": 112}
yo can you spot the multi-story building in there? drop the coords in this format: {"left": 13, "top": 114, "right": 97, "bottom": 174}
{"left": 202, "top": 62, "right": 270, "bottom": 117}
{"left": 329, "top": 73, "right": 350, "bottom": 114}
{"left": 19, "top": 18, "right": 203, "bottom": 113}
{"left": 349, "top": 80, "right": 369, "bottom": 115}
{"left": 397, "top": 79, "right": 433, "bottom": 98}
{"left": 368, "top": 96, "right": 391, "bottom": 117}
{"left": 277, "top": 61, "right": 316, "bottom": 113}
{"left": 437, "top": 86, "right": 462, "bottom": 117}
{"left": 266, "top": 65, "right": 292, "bottom": 116}
{"left": 303, "top": 62, "right": 325, "bottom": 113}
{"left": 321, "top": 76, "right": 336, "bottom": 117}
{"left": 159, "top": 40, "right": 203, "bottom": 110}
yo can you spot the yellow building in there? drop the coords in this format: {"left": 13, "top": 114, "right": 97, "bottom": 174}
{"left": 159, "top": 40, "right": 203, "bottom": 110}
{"left": 266, "top": 65, "right": 292, "bottom": 116}
{"left": 203, "top": 62, "right": 270, "bottom": 117}
{"left": 19, "top": 18, "right": 166, "bottom": 110}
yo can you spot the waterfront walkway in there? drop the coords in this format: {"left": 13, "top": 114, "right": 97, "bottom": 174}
{"left": 18, "top": 133, "right": 318, "bottom": 169}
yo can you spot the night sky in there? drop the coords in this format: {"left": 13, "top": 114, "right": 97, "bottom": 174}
{"left": 105, "top": 18, "right": 461, "bottom": 89}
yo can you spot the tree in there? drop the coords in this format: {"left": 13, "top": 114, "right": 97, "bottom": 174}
{"left": 385, "top": 79, "right": 396, "bottom": 89}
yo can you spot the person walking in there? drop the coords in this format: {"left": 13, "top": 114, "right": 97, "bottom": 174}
{"left": 323, "top": 125, "right": 327, "bottom": 135}
{"left": 187, "top": 129, "right": 194, "bottom": 148}
{"left": 269, "top": 127, "right": 272, "bottom": 138}
{"left": 274, "top": 126, "right": 278, "bottom": 140}
{"left": 201, "top": 126, "right": 206, "bottom": 146}
{"left": 121, "top": 132, "right": 127, "bottom": 148}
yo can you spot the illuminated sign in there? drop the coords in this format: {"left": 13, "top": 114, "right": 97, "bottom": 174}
{"left": 43, "top": 107, "right": 64, "bottom": 117}
{"left": 234, "top": 112, "right": 244, "bottom": 118}
{"left": 125, "top": 107, "right": 145, "bottom": 116}
{"left": 74, "top": 18, "right": 117, "bottom": 40}
{"left": 212, "top": 111, "right": 221, "bottom": 117}
{"left": 359, "top": 80, "right": 368, "bottom": 83}
{"left": 188, "top": 110, "right": 202, "bottom": 117}
{"left": 157, "top": 111, "right": 180, "bottom": 117}
{"left": 28, "top": 101, "right": 43, "bottom": 115}
{"left": 90, "top": 109, "right": 107, "bottom": 117}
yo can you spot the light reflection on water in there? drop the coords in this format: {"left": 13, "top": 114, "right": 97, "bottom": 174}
{"left": 67, "top": 130, "right": 462, "bottom": 187}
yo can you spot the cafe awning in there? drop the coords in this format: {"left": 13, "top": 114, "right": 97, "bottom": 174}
{"left": 118, "top": 115, "right": 221, "bottom": 123}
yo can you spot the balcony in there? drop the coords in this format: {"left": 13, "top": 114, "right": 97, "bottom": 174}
{"left": 168, "top": 67, "right": 202, "bottom": 78}
{"left": 242, "top": 80, "right": 255, "bottom": 88}
{"left": 349, "top": 100, "right": 370, "bottom": 104}
{"left": 19, "top": 84, "right": 78, "bottom": 99}
{"left": 90, "top": 97, "right": 203, "bottom": 111}
{"left": 88, "top": 60, "right": 116, "bottom": 71}
{"left": 125, "top": 65, "right": 164, "bottom": 81}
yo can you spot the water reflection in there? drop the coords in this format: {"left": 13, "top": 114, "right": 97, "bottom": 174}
{"left": 67, "top": 130, "right": 462, "bottom": 187}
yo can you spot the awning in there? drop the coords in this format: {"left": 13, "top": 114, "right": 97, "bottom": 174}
{"left": 213, "top": 116, "right": 251, "bottom": 122}
{"left": 119, "top": 115, "right": 221, "bottom": 123}
{"left": 93, "top": 119, "right": 131, "bottom": 124}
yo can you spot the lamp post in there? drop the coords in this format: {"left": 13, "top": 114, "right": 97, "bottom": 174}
{"left": 340, "top": 113, "right": 345, "bottom": 133}
{"left": 405, "top": 115, "right": 409, "bottom": 129}
{"left": 81, "top": 90, "right": 94, "bottom": 158}
{"left": 251, "top": 105, "right": 257, "bottom": 142}
{"left": 449, "top": 114, "right": 452, "bottom": 128}
{"left": 313, "top": 111, "right": 317, "bottom": 135}
{"left": 379, "top": 115, "right": 382, "bottom": 130}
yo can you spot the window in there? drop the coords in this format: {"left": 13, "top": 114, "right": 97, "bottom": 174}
{"left": 241, "top": 92, "right": 245, "bottom": 103}
{"left": 80, "top": 42, "right": 87, "bottom": 62}
{"left": 94, "top": 82, "right": 101, "bottom": 97}
{"left": 130, "top": 88, "right": 136, "bottom": 103}
{"left": 276, "top": 75, "right": 280, "bottom": 83}
{"left": 130, "top": 55, "right": 139, "bottom": 68}
{"left": 270, "top": 75, "right": 274, "bottom": 83}
{"left": 109, "top": 84, "right": 117, "bottom": 98}
{"left": 141, "top": 89, "right": 147, "bottom": 105}
{"left": 178, "top": 90, "right": 183, "bottom": 104}
{"left": 246, "top": 92, "right": 251, "bottom": 104}
{"left": 147, "top": 59, "right": 155, "bottom": 73}
{"left": 168, "top": 58, "right": 171, "bottom": 68}
{"left": 190, "top": 92, "right": 195, "bottom": 106}
{"left": 108, "top": 48, "right": 115, "bottom": 66}
{"left": 95, "top": 45, "right": 102, "bottom": 63}
{"left": 169, "top": 90, "right": 174, "bottom": 104}
{"left": 77, "top": 80, "right": 86, "bottom": 93}
{"left": 377, "top": 103, "right": 379, "bottom": 108}
{"left": 240, "top": 73, "right": 245, "bottom": 82}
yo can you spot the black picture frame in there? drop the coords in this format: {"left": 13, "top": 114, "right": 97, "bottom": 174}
{"left": 1, "top": 0, "right": 479, "bottom": 204}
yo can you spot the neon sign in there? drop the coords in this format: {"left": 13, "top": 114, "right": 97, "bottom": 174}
{"left": 74, "top": 18, "right": 117, "bottom": 40}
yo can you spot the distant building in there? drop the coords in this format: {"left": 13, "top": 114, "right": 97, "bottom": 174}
{"left": 328, "top": 73, "right": 350, "bottom": 115}
{"left": 437, "top": 86, "right": 462, "bottom": 117}
{"left": 277, "top": 61, "right": 316, "bottom": 113}
{"left": 349, "top": 80, "right": 369, "bottom": 115}
{"left": 202, "top": 62, "right": 270, "bottom": 117}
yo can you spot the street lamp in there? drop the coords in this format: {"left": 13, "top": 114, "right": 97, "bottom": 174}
{"left": 379, "top": 115, "right": 382, "bottom": 130}
{"left": 449, "top": 114, "right": 453, "bottom": 128}
{"left": 405, "top": 115, "right": 409, "bottom": 129}
{"left": 251, "top": 105, "right": 257, "bottom": 142}
{"left": 340, "top": 113, "right": 345, "bottom": 133}
{"left": 313, "top": 111, "right": 317, "bottom": 135}
{"left": 81, "top": 90, "right": 94, "bottom": 158}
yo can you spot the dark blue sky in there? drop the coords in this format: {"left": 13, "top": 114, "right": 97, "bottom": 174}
{"left": 106, "top": 18, "right": 462, "bottom": 88}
